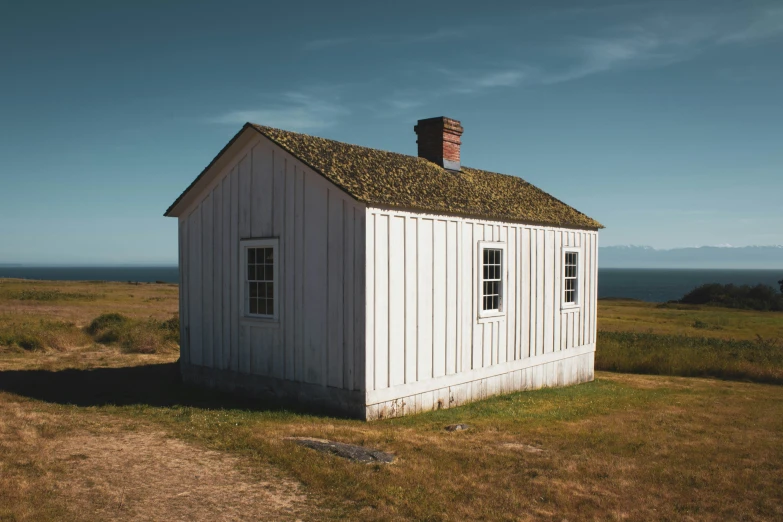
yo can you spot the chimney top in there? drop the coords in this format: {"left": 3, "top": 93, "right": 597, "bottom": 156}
{"left": 414, "top": 116, "right": 463, "bottom": 171}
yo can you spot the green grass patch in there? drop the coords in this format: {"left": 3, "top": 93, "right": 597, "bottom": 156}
{"left": 596, "top": 330, "right": 783, "bottom": 384}
{"left": 0, "top": 319, "right": 90, "bottom": 352}
{"left": 87, "top": 313, "right": 179, "bottom": 354}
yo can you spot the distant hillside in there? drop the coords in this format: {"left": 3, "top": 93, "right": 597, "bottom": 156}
{"left": 599, "top": 245, "right": 783, "bottom": 269}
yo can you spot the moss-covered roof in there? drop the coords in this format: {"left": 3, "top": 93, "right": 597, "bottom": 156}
{"left": 166, "top": 123, "right": 602, "bottom": 229}
{"left": 252, "top": 124, "right": 602, "bottom": 229}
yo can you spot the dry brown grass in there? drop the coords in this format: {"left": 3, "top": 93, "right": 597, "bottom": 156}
{"left": 0, "top": 280, "right": 179, "bottom": 355}
{"left": 0, "top": 279, "right": 178, "bottom": 330}
{"left": 598, "top": 298, "right": 783, "bottom": 340}
{"left": 0, "top": 281, "right": 782, "bottom": 520}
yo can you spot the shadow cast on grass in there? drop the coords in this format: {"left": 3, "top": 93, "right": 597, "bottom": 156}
{"left": 0, "top": 362, "right": 315, "bottom": 415}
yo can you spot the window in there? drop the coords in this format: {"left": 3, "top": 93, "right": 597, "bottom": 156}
{"left": 563, "top": 250, "right": 579, "bottom": 306}
{"left": 479, "top": 242, "right": 505, "bottom": 318}
{"left": 241, "top": 238, "right": 278, "bottom": 320}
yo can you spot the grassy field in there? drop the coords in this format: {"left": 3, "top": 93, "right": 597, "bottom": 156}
{"left": 1, "top": 281, "right": 782, "bottom": 521}
{"left": 596, "top": 298, "right": 783, "bottom": 383}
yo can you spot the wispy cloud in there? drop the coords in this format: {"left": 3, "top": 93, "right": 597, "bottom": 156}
{"left": 450, "top": 69, "right": 528, "bottom": 94}
{"left": 303, "top": 28, "right": 464, "bottom": 51}
{"left": 440, "top": 6, "right": 783, "bottom": 93}
{"left": 210, "top": 91, "right": 348, "bottom": 131}
{"left": 720, "top": 7, "right": 783, "bottom": 43}
{"left": 302, "top": 37, "right": 357, "bottom": 51}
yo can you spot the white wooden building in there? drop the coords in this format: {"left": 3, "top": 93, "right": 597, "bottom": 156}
{"left": 165, "top": 117, "right": 602, "bottom": 420}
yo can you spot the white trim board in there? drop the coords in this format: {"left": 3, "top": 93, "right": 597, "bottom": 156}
{"left": 365, "top": 343, "right": 595, "bottom": 405}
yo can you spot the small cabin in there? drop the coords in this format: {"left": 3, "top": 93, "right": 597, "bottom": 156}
{"left": 165, "top": 117, "right": 603, "bottom": 420}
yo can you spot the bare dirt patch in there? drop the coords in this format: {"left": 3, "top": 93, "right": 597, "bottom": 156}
{"left": 53, "top": 431, "right": 314, "bottom": 521}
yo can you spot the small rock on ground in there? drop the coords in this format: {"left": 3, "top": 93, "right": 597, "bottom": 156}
{"left": 288, "top": 437, "right": 395, "bottom": 463}
{"left": 444, "top": 424, "right": 470, "bottom": 432}
{"left": 500, "top": 442, "right": 545, "bottom": 453}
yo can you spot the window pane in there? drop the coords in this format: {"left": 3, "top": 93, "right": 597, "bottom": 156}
{"left": 492, "top": 296, "right": 499, "bottom": 310}
{"left": 264, "top": 265, "right": 273, "bottom": 281}
{"left": 267, "top": 297, "right": 274, "bottom": 315}
{"left": 248, "top": 265, "right": 256, "bottom": 281}
{"left": 248, "top": 248, "right": 256, "bottom": 264}
{"left": 264, "top": 248, "right": 273, "bottom": 263}
{"left": 266, "top": 282, "right": 273, "bottom": 299}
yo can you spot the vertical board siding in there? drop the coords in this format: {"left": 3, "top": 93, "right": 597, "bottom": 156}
{"left": 179, "top": 218, "right": 189, "bottom": 365}
{"left": 212, "top": 184, "right": 223, "bottom": 370}
{"left": 374, "top": 214, "right": 389, "bottom": 389}
{"left": 446, "top": 221, "right": 458, "bottom": 375}
{"left": 432, "top": 220, "right": 447, "bottom": 378}
{"left": 364, "top": 207, "right": 598, "bottom": 392}
{"left": 180, "top": 136, "right": 597, "bottom": 398}
{"left": 284, "top": 160, "right": 296, "bottom": 380}
{"left": 388, "top": 216, "right": 406, "bottom": 387}
{"left": 303, "top": 177, "right": 328, "bottom": 385}
{"left": 181, "top": 137, "right": 366, "bottom": 392}
{"left": 404, "top": 217, "right": 418, "bottom": 383}
{"left": 417, "top": 219, "right": 434, "bottom": 380}
{"left": 202, "top": 193, "right": 214, "bottom": 370}
{"left": 327, "top": 193, "right": 345, "bottom": 388}
{"left": 187, "top": 207, "right": 202, "bottom": 366}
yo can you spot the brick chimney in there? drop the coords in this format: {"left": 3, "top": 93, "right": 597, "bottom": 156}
{"left": 414, "top": 116, "right": 464, "bottom": 171}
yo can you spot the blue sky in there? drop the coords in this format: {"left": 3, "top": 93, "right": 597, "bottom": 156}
{"left": 1, "top": 0, "right": 781, "bottom": 264}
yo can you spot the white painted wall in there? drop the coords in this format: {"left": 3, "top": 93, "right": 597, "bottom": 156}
{"left": 176, "top": 129, "right": 599, "bottom": 408}
{"left": 364, "top": 207, "right": 598, "bottom": 395}
{"left": 179, "top": 135, "right": 366, "bottom": 391}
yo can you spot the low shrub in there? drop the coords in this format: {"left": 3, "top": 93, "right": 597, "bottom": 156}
{"left": 86, "top": 313, "right": 179, "bottom": 354}
{"left": 0, "top": 320, "right": 90, "bottom": 351}
{"left": 678, "top": 283, "right": 783, "bottom": 311}
{"left": 596, "top": 331, "right": 783, "bottom": 384}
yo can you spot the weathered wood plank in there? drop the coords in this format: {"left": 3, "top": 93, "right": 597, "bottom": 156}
{"left": 229, "top": 167, "right": 239, "bottom": 372}
{"left": 294, "top": 167, "right": 305, "bottom": 382}
{"left": 238, "top": 154, "right": 251, "bottom": 239}
{"left": 417, "top": 218, "right": 434, "bottom": 380}
{"left": 303, "top": 174, "right": 328, "bottom": 385}
{"left": 202, "top": 192, "right": 214, "bottom": 370}
{"left": 188, "top": 206, "right": 202, "bottom": 366}
{"left": 180, "top": 217, "right": 189, "bottom": 365}
{"left": 327, "top": 192, "right": 345, "bottom": 388}
{"left": 221, "top": 175, "right": 231, "bottom": 370}
{"left": 388, "top": 215, "right": 405, "bottom": 387}
{"left": 343, "top": 205, "right": 356, "bottom": 390}
{"left": 365, "top": 212, "right": 375, "bottom": 390}
{"left": 284, "top": 158, "right": 296, "bottom": 380}
{"left": 535, "top": 229, "right": 545, "bottom": 357}
{"left": 432, "top": 219, "right": 447, "bottom": 377}
{"left": 446, "top": 220, "right": 458, "bottom": 374}
{"left": 404, "top": 216, "right": 417, "bottom": 384}
{"left": 374, "top": 213, "right": 389, "bottom": 389}
{"left": 212, "top": 185, "right": 223, "bottom": 369}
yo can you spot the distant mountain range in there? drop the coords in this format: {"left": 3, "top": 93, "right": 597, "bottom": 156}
{"left": 599, "top": 245, "right": 783, "bottom": 269}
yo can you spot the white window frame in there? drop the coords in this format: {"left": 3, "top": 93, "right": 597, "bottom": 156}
{"left": 240, "top": 238, "right": 280, "bottom": 322}
{"left": 477, "top": 241, "right": 506, "bottom": 320}
{"left": 562, "top": 247, "right": 580, "bottom": 309}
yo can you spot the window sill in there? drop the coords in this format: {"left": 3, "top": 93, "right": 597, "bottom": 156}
{"left": 240, "top": 316, "right": 281, "bottom": 327}
{"left": 561, "top": 303, "right": 580, "bottom": 311}
{"left": 477, "top": 312, "right": 505, "bottom": 323}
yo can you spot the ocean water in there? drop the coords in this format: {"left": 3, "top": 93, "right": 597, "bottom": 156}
{"left": 1, "top": 266, "right": 780, "bottom": 303}
{"left": 599, "top": 269, "right": 782, "bottom": 302}
{"left": 0, "top": 266, "right": 180, "bottom": 283}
